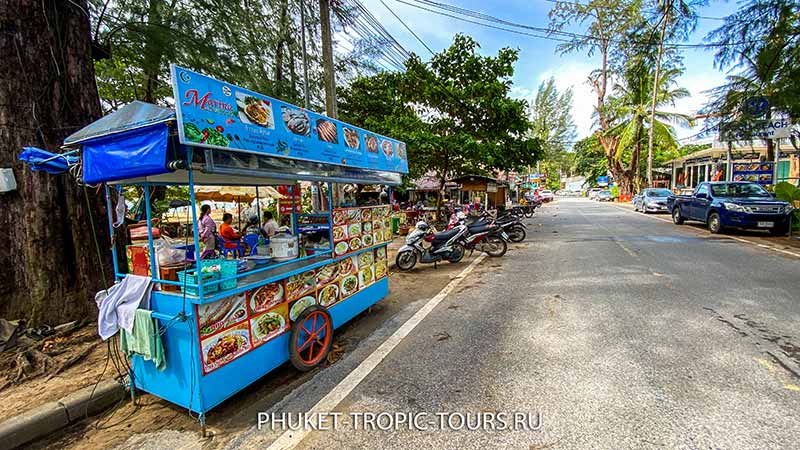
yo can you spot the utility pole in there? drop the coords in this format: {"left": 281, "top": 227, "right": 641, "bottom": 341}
{"left": 300, "top": 0, "right": 311, "bottom": 109}
{"left": 319, "top": 0, "right": 337, "bottom": 118}
{"left": 646, "top": 0, "right": 671, "bottom": 188}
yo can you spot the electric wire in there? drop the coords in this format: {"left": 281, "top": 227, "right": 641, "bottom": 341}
{"left": 379, "top": 0, "right": 435, "bottom": 55}
{"left": 394, "top": 0, "right": 775, "bottom": 49}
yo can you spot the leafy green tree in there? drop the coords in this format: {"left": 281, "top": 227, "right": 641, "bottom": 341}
{"left": 706, "top": 0, "right": 800, "bottom": 121}
{"left": 340, "top": 34, "right": 541, "bottom": 206}
{"left": 643, "top": 0, "right": 705, "bottom": 186}
{"left": 572, "top": 135, "right": 608, "bottom": 186}
{"left": 549, "top": 0, "right": 643, "bottom": 192}
{"left": 528, "top": 77, "right": 576, "bottom": 179}
{"left": 89, "top": 0, "right": 383, "bottom": 112}
{"left": 529, "top": 78, "right": 576, "bottom": 158}
{"left": 610, "top": 55, "right": 692, "bottom": 193}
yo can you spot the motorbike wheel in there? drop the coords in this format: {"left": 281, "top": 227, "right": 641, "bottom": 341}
{"left": 448, "top": 243, "right": 466, "bottom": 263}
{"left": 524, "top": 210, "right": 533, "bottom": 218}
{"left": 396, "top": 250, "right": 418, "bottom": 271}
{"left": 483, "top": 236, "right": 508, "bottom": 257}
{"left": 508, "top": 226, "right": 526, "bottom": 243}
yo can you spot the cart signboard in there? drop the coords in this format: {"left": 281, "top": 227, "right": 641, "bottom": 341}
{"left": 171, "top": 65, "right": 408, "bottom": 174}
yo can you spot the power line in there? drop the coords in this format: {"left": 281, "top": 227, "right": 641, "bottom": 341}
{"left": 348, "top": 0, "right": 412, "bottom": 58}
{"left": 395, "top": 0, "right": 764, "bottom": 49}
{"left": 543, "top": 0, "right": 727, "bottom": 21}
{"left": 392, "top": 0, "right": 574, "bottom": 44}
{"left": 379, "top": 0, "right": 435, "bottom": 55}
{"left": 344, "top": 5, "right": 406, "bottom": 65}
{"left": 343, "top": 0, "right": 412, "bottom": 71}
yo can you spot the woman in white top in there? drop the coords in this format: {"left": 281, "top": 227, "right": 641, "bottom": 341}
{"left": 261, "top": 211, "right": 280, "bottom": 237}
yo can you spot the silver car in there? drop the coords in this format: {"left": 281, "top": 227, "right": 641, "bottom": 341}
{"left": 633, "top": 188, "right": 672, "bottom": 213}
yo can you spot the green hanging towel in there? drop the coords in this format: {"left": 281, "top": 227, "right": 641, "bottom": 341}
{"left": 120, "top": 309, "right": 166, "bottom": 371}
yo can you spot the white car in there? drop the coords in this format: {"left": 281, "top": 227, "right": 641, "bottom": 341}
{"left": 540, "top": 190, "right": 554, "bottom": 202}
{"left": 588, "top": 188, "right": 603, "bottom": 200}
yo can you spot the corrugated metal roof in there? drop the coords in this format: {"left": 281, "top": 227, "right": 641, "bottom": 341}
{"left": 64, "top": 101, "right": 175, "bottom": 145}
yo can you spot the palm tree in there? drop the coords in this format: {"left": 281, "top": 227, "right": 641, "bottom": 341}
{"left": 645, "top": 0, "right": 705, "bottom": 187}
{"left": 606, "top": 58, "right": 693, "bottom": 194}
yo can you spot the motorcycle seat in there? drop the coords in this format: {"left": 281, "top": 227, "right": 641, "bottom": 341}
{"left": 432, "top": 228, "right": 460, "bottom": 241}
{"left": 467, "top": 224, "right": 491, "bottom": 234}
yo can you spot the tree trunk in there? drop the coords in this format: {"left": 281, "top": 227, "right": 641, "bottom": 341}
{"left": 319, "top": 0, "right": 337, "bottom": 118}
{"left": 0, "top": 0, "right": 112, "bottom": 325}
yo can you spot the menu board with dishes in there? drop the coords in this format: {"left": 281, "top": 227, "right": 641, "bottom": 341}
{"left": 171, "top": 65, "right": 408, "bottom": 174}
{"left": 733, "top": 162, "right": 774, "bottom": 185}
{"left": 195, "top": 245, "right": 389, "bottom": 374}
{"left": 332, "top": 205, "right": 393, "bottom": 256}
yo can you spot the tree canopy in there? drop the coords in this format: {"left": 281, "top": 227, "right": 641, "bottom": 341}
{"left": 705, "top": 0, "right": 800, "bottom": 121}
{"left": 88, "top": 0, "right": 384, "bottom": 112}
{"left": 340, "top": 34, "right": 541, "bottom": 190}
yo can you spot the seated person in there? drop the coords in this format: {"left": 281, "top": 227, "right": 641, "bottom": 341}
{"left": 242, "top": 215, "right": 262, "bottom": 235}
{"left": 261, "top": 211, "right": 279, "bottom": 237}
{"left": 218, "top": 213, "right": 242, "bottom": 249}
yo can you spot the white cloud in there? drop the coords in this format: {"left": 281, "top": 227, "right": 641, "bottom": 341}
{"left": 535, "top": 60, "right": 598, "bottom": 140}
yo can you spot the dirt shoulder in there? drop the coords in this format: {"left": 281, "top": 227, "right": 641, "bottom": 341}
{"left": 0, "top": 324, "right": 121, "bottom": 424}
{"left": 25, "top": 247, "right": 477, "bottom": 450}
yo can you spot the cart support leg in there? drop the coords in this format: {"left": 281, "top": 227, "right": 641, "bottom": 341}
{"left": 129, "top": 369, "right": 136, "bottom": 404}
{"left": 199, "top": 412, "right": 207, "bottom": 437}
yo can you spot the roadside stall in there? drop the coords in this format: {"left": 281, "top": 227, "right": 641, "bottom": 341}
{"left": 449, "top": 174, "right": 509, "bottom": 209}
{"left": 51, "top": 66, "right": 408, "bottom": 427}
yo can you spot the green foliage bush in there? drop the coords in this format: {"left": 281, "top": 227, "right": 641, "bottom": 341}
{"left": 775, "top": 182, "right": 800, "bottom": 231}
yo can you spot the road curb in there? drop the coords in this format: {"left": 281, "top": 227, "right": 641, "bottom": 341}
{"left": 0, "top": 379, "right": 125, "bottom": 450}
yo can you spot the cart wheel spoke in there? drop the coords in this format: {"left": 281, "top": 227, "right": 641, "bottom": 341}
{"left": 307, "top": 340, "right": 316, "bottom": 360}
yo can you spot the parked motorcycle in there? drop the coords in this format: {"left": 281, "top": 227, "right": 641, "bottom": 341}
{"left": 456, "top": 215, "right": 508, "bottom": 258}
{"left": 494, "top": 211, "right": 527, "bottom": 243}
{"left": 395, "top": 221, "right": 468, "bottom": 271}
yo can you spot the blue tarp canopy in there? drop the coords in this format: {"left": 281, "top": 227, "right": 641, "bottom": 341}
{"left": 83, "top": 123, "right": 171, "bottom": 184}
{"left": 19, "top": 147, "right": 78, "bottom": 174}
{"left": 64, "top": 101, "right": 174, "bottom": 145}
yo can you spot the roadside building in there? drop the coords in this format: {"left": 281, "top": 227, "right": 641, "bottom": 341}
{"left": 448, "top": 174, "right": 510, "bottom": 208}
{"left": 662, "top": 138, "right": 800, "bottom": 190}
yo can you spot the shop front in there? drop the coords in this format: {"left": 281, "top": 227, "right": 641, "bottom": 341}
{"left": 449, "top": 175, "right": 509, "bottom": 209}
{"left": 664, "top": 140, "right": 800, "bottom": 191}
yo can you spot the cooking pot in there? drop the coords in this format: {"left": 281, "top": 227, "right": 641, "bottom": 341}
{"left": 269, "top": 233, "right": 298, "bottom": 261}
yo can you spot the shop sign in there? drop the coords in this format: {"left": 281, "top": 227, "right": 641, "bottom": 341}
{"left": 719, "top": 118, "right": 792, "bottom": 141}
{"left": 487, "top": 182, "right": 497, "bottom": 193}
{"left": 171, "top": 65, "right": 408, "bottom": 174}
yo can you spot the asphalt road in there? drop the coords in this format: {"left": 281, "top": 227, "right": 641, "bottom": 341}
{"left": 125, "top": 198, "right": 800, "bottom": 450}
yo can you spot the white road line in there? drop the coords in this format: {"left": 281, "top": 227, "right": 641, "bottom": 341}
{"left": 606, "top": 203, "right": 800, "bottom": 259}
{"left": 266, "top": 253, "right": 488, "bottom": 450}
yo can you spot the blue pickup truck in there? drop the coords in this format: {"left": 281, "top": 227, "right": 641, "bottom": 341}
{"left": 667, "top": 181, "right": 794, "bottom": 235}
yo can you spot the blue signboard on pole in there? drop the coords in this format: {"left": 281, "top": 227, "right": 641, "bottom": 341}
{"left": 170, "top": 65, "right": 408, "bottom": 174}
{"left": 597, "top": 176, "right": 609, "bottom": 186}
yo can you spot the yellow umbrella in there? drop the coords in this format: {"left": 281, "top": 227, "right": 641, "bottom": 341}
{"left": 194, "top": 186, "right": 284, "bottom": 203}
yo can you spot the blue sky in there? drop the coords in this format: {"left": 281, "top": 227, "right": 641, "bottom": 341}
{"left": 358, "top": 0, "right": 742, "bottom": 142}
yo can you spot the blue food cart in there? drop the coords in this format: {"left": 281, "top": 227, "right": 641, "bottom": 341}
{"left": 57, "top": 66, "right": 408, "bottom": 427}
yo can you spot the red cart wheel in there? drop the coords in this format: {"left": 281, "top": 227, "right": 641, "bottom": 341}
{"left": 289, "top": 306, "right": 333, "bottom": 371}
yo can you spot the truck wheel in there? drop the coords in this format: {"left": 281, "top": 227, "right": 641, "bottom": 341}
{"left": 708, "top": 212, "right": 723, "bottom": 234}
{"left": 672, "top": 207, "right": 685, "bottom": 225}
